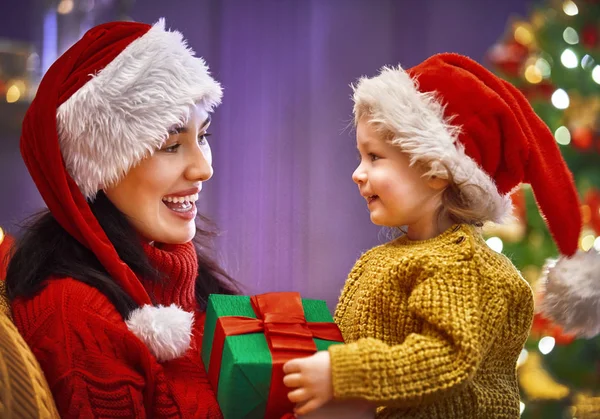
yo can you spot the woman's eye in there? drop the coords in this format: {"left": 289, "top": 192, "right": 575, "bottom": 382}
{"left": 198, "top": 132, "right": 212, "bottom": 146}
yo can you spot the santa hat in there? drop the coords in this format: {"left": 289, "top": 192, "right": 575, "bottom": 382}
{"left": 20, "top": 19, "right": 222, "bottom": 361}
{"left": 352, "top": 53, "right": 600, "bottom": 338}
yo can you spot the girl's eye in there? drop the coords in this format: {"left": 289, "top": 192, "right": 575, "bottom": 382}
{"left": 161, "top": 143, "right": 181, "bottom": 153}
{"left": 369, "top": 153, "right": 380, "bottom": 161}
{"left": 198, "top": 132, "right": 212, "bottom": 146}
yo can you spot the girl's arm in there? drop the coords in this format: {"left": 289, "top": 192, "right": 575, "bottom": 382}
{"left": 328, "top": 268, "right": 509, "bottom": 408}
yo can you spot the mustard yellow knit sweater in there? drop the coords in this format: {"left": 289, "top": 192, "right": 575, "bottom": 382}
{"left": 329, "top": 224, "right": 534, "bottom": 419}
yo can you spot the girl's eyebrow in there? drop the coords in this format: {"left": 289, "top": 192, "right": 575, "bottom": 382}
{"left": 169, "top": 115, "right": 212, "bottom": 134}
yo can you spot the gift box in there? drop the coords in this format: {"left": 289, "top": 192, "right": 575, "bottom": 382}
{"left": 202, "top": 292, "right": 344, "bottom": 419}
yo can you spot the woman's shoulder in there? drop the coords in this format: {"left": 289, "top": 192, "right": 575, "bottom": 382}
{"left": 11, "top": 277, "right": 124, "bottom": 338}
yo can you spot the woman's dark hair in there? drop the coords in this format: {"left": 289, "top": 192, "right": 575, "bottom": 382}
{"left": 5, "top": 191, "right": 240, "bottom": 319}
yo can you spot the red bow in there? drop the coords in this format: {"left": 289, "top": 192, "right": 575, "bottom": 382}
{"left": 208, "top": 292, "right": 343, "bottom": 418}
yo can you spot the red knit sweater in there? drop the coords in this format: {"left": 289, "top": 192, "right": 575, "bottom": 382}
{"left": 11, "top": 241, "right": 223, "bottom": 418}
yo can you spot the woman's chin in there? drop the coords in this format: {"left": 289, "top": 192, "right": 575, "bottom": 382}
{"left": 144, "top": 222, "right": 196, "bottom": 245}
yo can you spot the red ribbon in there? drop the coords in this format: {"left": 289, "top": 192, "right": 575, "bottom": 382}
{"left": 208, "top": 292, "right": 343, "bottom": 419}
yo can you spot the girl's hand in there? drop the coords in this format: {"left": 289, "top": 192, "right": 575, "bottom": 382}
{"left": 283, "top": 351, "right": 333, "bottom": 416}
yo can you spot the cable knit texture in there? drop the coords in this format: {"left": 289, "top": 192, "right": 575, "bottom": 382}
{"left": 10, "top": 241, "right": 222, "bottom": 418}
{"left": 329, "top": 224, "right": 534, "bottom": 418}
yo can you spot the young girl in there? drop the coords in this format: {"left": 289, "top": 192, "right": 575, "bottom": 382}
{"left": 283, "top": 53, "right": 597, "bottom": 418}
{"left": 6, "top": 19, "right": 238, "bottom": 418}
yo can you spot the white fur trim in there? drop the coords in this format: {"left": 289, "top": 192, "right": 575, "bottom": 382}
{"left": 352, "top": 66, "right": 512, "bottom": 223}
{"left": 57, "top": 18, "right": 222, "bottom": 199}
{"left": 538, "top": 250, "right": 600, "bottom": 338}
{"left": 126, "top": 303, "right": 194, "bottom": 362}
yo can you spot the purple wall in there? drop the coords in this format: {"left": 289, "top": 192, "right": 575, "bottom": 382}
{"left": 0, "top": 0, "right": 531, "bottom": 309}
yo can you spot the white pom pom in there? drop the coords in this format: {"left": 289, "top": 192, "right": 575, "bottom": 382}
{"left": 539, "top": 250, "right": 600, "bottom": 338}
{"left": 126, "top": 304, "right": 194, "bottom": 362}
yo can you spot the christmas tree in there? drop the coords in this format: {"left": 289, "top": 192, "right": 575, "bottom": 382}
{"left": 487, "top": 1, "right": 600, "bottom": 417}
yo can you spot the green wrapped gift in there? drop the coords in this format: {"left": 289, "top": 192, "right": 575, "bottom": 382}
{"left": 202, "top": 292, "right": 344, "bottom": 419}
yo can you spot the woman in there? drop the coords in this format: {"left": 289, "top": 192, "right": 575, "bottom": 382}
{"left": 6, "top": 19, "right": 237, "bottom": 418}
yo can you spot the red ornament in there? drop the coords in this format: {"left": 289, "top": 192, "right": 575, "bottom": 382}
{"left": 531, "top": 312, "right": 577, "bottom": 345}
{"left": 487, "top": 41, "right": 529, "bottom": 77}
{"left": 571, "top": 126, "right": 594, "bottom": 150}
{"left": 520, "top": 81, "right": 555, "bottom": 101}
{"left": 511, "top": 187, "right": 527, "bottom": 221}
{"left": 584, "top": 188, "right": 600, "bottom": 236}
{"left": 582, "top": 25, "right": 599, "bottom": 49}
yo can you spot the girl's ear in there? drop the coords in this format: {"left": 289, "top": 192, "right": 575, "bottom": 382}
{"left": 427, "top": 175, "right": 449, "bottom": 191}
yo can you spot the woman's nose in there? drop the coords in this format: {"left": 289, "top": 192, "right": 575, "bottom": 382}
{"left": 186, "top": 145, "right": 213, "bottom": 182}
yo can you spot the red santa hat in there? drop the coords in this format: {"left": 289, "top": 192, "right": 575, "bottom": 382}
{"left": 20, "top": 19, "right": 222, "bottom": 360}
{"left": 352, "top": 53, "right": 600, "bottom": 338}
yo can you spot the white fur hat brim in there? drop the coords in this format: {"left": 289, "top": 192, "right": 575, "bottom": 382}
{"left": 538, "top": 250, "right": 600, "bottom": 338}
{"left": 56, "top": 18, "right": 222, "bottom": 200}
{"left": 352, "top": 66, "right": 512, "bottom": 223}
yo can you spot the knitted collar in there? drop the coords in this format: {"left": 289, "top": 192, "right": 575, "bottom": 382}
{"left": 141, "top": 241, "right": 198, "bottom": 313}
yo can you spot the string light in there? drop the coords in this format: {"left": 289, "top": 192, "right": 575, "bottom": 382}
{"left": 563, "top": 0, "right": 579, "bottom": 16}
{"left": 514, "top": 25, "right": 534, "bottom": 46}
{"left": 592, "top": 65, "right": 600, "bottom": 84}
{"left": 486, "top": 237, "right": 504, "bottom": 253}
{"left": 581, "top": 234, "right": 595, "bottom": 251}
{"left": 538, "top": 336, "right": 556, "bottom": 355}
{"left": 563, "top": 27, "right": 579, "bottom": 44}
{"left": 6, "top": 85, "right": 20, "bottom": 103}
{"left": 57, "top": 0, "right": 74, "bottom": 14}
{"left": 524, "top": 65, "right": 543, "bottom": 83}
{"left": 520, "top": 401, "right": 526, "bottom": 415}
{"left": 517, "top": 349, "right": 529, "bottom": 367}
{"left": 536, "top": 57, "right": 552, "bottom": 78}
{"left": 561, "top": 48, "right": 578, "bottom": 68}
{"left": 581, "top": 54, "right": 595, "bottom": 70}
{"left": 594, "top": 236, "right": 600, "bottom": 251}
{"left": 551, "top": 88, "right": 570, "bottom": 109}
{"left": 554, "top": 126, "right": 571, "bottom": 145}
{"left": 0, "top": 227, "right": 4, "bottom": 244}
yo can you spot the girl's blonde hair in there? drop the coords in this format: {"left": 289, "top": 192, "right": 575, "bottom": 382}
{"left": 355, "top": 105, "right": 492, "bottom": 227}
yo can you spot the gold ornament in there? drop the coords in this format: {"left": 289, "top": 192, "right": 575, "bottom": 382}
{"left": 519, "top": 352, "right": 570, "bottom": 400}
{"left": 563, "top": 94, "right": 600, "bottom": 131}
